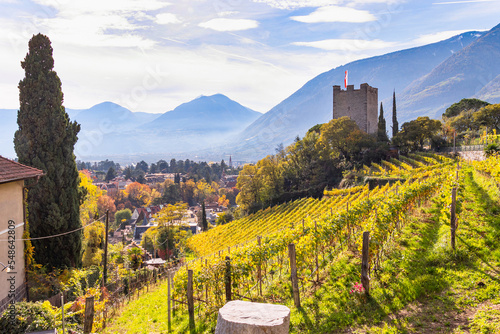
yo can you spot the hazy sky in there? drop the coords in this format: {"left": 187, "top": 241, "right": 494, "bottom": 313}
{"left": 1, "top": 0, "right": 499, "bottom": 114}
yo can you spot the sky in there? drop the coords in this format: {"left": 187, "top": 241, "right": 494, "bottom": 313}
{"left": 1, "top": 0, "right": 499, "bottom": 114}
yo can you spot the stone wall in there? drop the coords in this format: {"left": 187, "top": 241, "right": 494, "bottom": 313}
{"left": 333, "top": 83, "right": 378, "bottom": 134}
{"left": 458, "top": 150, "right": 486, "bottom": 161}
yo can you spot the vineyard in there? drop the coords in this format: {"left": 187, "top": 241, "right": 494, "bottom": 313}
{"left": 106, "top": 153, "right": 500, "bottom": 333}
{"left": 187, "top": 153, "right": 453, "bottom": 257}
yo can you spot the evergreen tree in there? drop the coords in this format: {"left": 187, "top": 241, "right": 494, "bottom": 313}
{"left": 377, "top": 102, "right": 389, "bottom": 142}
{"left": 14, "top": 34, "right": 82, "bottom": 268}
{"left": 392, "top": 90, "right": 399, "bottom": 137}
{"left": 105, "top": 167, "right": 116, "bottom": 181}
{"left": 201, "top": 202, "right": 208, "bottom": 232}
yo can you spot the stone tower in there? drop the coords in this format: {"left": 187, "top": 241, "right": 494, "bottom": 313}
{"left": 333, "top": 83, "right": 378, "bottom": 134}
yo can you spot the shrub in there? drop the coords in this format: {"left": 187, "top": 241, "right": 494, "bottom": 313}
{"left": 485, "top": 143, "right": 500, "bottom": 157}
{"left": 0, "top": 301, "right": 55, "bottom": 334}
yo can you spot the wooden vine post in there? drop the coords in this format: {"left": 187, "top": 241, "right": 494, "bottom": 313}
{"left": 225, "top": 256, "right": 232, "bottom": 302}
{"left": 187, "top": 269, "right": 195, "bottom": 331}
{"left": 83, "top": 296, "right": 94, "bottom": 334}
{"left": 167, "top": 270, "right": 171, "bottom": 332}
{"left": 288, "top": 243, "right": 301, "bottom": 308}
{"left": 61, "top": 293, "right": 65, "bottom": 334}
{"left": 314, "top": 221, "right": 319, "bottom": 283}
{"left": 257, "top": 236, "right": 262, "bottom": 296}
{"left": 450, "top": 187, "right": 457, "bottom": 250}
{"left": 361, "top": 231, "right": 370, "bottom": 296}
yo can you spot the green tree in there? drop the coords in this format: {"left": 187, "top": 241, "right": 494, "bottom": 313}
{"left": 105, "top": 167, "right": 116, "bottom": 181}
{"left": 443, "top": 98, "right": 490, "bottom": 118}
{"left": 115, "top": 209, "right": 132, "bottom": 228}
{"left": 377, "top": 102, "right": 389, "bottom": 143}
{"left": 14, "top": 34, "right": 82, "bottom": 268}
{"left": 135, "top": 160, "right": 149, "bottom": 173}
{"left": 473, "top": 104, "right": 500, "bottom": 131}
{"left": 393, "top": 117, "right": 442, "bottom": 152}
{"left": 201, "top": 201, "right": 208, "bottom": 232}
{"left": 319, "top": 117, "right": 374, "bottom": 161}
{"left": 216, "top": 211, "right": 233, "bottom": 225}
{"left": 392, "top": 90, "right": 398, "bottom": 137}
{"left": 128, "top": 247, "right": 143, "bottom": 270}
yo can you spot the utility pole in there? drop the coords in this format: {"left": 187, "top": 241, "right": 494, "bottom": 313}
{"left": 103, "top": 210, "right": 109, "bottom": 287}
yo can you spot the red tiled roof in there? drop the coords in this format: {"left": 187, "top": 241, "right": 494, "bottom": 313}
{"left": 0, "top": 155, "right": 44, "bottom": 184}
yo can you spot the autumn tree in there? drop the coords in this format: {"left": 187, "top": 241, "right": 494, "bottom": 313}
{"left": 124, "top": 182, "right": 151, "bottom": 207}
{"left": 15, "top": 34, "right": 82, "bottom": 268}
{"left": 152, "top": 203, "right": 188, "bottom": 260}
{"left": 236, "top": 164, "right": 264, "bottom": 213}
{"left": 97, "top": 195, "right": 116, "bottom": 220}
{"left": 79, "top": 171, "right": 103, "bottom": 226}
{"left": 82, "top": 221, "right": 105, "bottom": 267}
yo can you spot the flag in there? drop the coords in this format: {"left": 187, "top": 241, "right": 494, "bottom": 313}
{"left": 344, "top": 70, "right": 348, "bottom": 88}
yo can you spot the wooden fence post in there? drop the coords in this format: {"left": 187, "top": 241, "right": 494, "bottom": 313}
{"left": 167, "top": 270, "right": 171, "bottom": 332}
{"left": 361, "top": 232, "right": 370, "bottom": 296}
{"left": 225, "top": 256, "right": 232, "bottom": 302}
{"left": 288, "top": 243, "right": 301, "bottom": 308}
{"left": 205, "top": 259, "right": 208, "bottom": 301}
{"left": 314, "top": 221, "right": 319, "bottom": 283}
{"left": 61, "top": 294, "right": 65, "bottom": 334}
{"left": 83, "top": 296, "right": 94, "bottom": 334}
{"left": 187, "top": 270, "right": 195, "bottom": 331}
{"left": 257, "top": 236, "right": 262, "bottom": 296}
{"left": 451, "top": 187, "right": 457, "bottom": 250}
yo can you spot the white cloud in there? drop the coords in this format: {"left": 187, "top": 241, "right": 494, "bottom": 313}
{"left": 292, "top": 38, "right": 395, "bottom": 50}
{"left": 251, "top": 0, "right": 399, "bottom": 9}
{"left": 291, "top": 5, "right": 376, "bottom": 23}
{"left": 412, "top": 29, "right": 474, "bottom": 45}
{"left": 433, "top": 0, "right": 493, "bottom": 4}
{"left": 32, "top": 0, "right": 170, "bottom": 14}
{"left": 156, "top": 13, "right": 181, "bottom": 24}
{"left": 251, "top": 0, "right": 339, "bottom": 9}
{"left": 199, "top": 18, "right": 259, "bottom": 32}
{"left": 26, "top": 0, "right": 172, "bottom": 49}
{"left": 218, "top": 11, "right": 239, "bottom": 17}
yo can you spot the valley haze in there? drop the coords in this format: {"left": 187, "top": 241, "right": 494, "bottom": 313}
{"left": 1, "top": 21, "right": 500, "bottom": 163}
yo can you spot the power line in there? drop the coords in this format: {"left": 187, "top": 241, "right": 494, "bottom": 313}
{"left": 0, "top": 215, "right": 105, "bottom": 242}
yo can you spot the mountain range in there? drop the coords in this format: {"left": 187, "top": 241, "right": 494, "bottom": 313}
{"left": 1, "top": 23, "right": 499, "bottom": 162}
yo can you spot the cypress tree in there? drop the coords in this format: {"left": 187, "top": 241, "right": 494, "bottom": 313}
{"left": 15, "top": 34, "right": 82, "bottom": 269}
{"left": 392, "top": 90, "right": 399, "bottom": 137}
{"left": 377, "top": 102, "right": 389, "bottom": 142}
{"left": 201, "top": 202, "right": 208, "bottom": 232}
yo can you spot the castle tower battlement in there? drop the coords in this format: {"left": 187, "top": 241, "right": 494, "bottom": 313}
{"left": 333, "top": 83, "right": 378, "bottom": 134}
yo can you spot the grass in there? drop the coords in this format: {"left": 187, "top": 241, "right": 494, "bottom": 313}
{"left": 105, "top": 163, "right": 500, "bottom": 333}
{"left": 104, "top": 283, "right": 217, "bottom": 334}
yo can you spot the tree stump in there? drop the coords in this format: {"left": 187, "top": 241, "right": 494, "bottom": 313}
{"left": 215, "top": 300, "right": 290, "bottom": 334}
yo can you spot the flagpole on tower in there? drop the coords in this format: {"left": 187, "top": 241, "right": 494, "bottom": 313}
{"left": 344, "top": 70, "right": 348, "bottom": 88}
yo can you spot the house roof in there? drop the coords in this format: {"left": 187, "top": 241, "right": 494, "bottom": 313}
{"left": 0, "top": 156, "right": 44, "bottom": 184}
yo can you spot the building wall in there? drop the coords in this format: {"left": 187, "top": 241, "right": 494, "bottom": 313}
{"left": 0, "top": 180, "right": 26, "bottom": 309}
{"left": 333, "top": 83, "right": 378, "bottom": 134}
